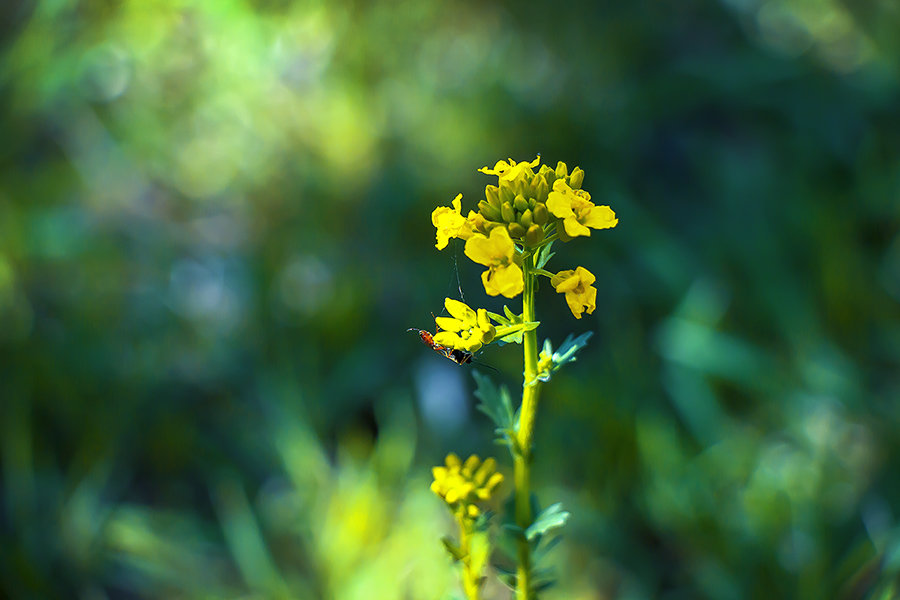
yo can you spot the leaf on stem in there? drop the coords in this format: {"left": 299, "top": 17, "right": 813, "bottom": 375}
{"left": 534, "top": 240, "right": 556, "bottom": 270}
{"left": 529, "top": 331, "right": 594, "bottom": 384}
{"left": 487, "top": 306, "right": 539, "bottom": 345}
{"left": 441, "top": 536, "right": 465, "bottom": 562}
{"left": 472, "top": 371, "right": 515, "bottom": 434}
{"left": 553, "top": 331, "right": 593, "bottom": 365}
{"left": 525, "top": 503, "right": 570, "bottom": 541}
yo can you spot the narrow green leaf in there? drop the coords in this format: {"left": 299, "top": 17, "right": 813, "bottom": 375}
{"left": 441, "top": 536, "right": 464, "bottom": 561}
{"left": 525, "top": 503, "right": 570, "bottom": 541}
{"left": 535, "top": 241, "right": 555, "bottom": 270}
{"left": 553, "top": 331, "right": 593, "bottom": 365}
{"left": 486, "top": 310, "right": 512, "bottom": 326}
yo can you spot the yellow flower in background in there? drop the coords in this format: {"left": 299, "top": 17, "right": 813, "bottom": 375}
{"left": 551, "top": 266, "right": 598, "bottom": 319}
{"left": 432, "top": 194, "right": 468, "bottom": 250}
{"left": 431, "top": 453, "right": 504, "bottom": 518}
{"left": 478, "top": 156, "right": 541, "bottom": 182}
{"left": 464, "top": 227, "right": 524, "bottom": 298}
{"left": 434, "top": 298, "right": 496, "bottom": 353}
{"left": 546, "top": 180, "right": 617, "bottom": 240}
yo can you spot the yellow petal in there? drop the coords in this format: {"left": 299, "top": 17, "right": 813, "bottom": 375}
{"left": 483, "top": 264, "right": 524, "bottom": 298}
{"left": 464, "top": 233, "right": 494, "bottom": 266}
{"left": 473, "top": 457, "right": 496, "bottom": 485}
{"left": 574, "top": 266, "right": 596, "bottom": 286}
{"left": 434, "top": 331, "right": 464, "bottom": 348}
{"left": 563, "top": 216, "right": 591, "bottom": 238}
{"left": 583, "top": 204, "right": 618, "bottom": 230}
{"left": 445, "top": 453, "right": 461, "bottom": 468}
{"left": 478, "top": 159, "right": 513, "bottom": 177}
{"left": 434, "top": 316, "right": 463, "bottom": 333}
{"left": 464, "top": 227, "right": 515, "bottom": 266}
{"left": 551, "top": 270, "right": 579, "bottom": 293}
{"left": 444, "top": 298, "right": 476, "bottom": 324}
{"left": 564, "top": 283, "right": 597, "bottom": 319}
{"left": 546, "top": 181, "right": 575, "bottom": 218}
{"left": 476, "top": 308, "right": 491, "bottom": 331}
{"left": 463, "top": 455, "right": 480, "bottom": 474}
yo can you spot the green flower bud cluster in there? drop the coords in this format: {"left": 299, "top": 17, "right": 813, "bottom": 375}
{"left": 476, "top": 160, "right": 586, "bottom": 247}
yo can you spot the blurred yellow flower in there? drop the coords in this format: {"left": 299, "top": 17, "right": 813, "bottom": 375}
{"left": 546, "top": 180, "right": 617, "bottom": 240}
{"left": 432, "top": 194, "right": 468, "bottom": 250}
{"left": 464, "top": 227, "right": 524, "bottom": 298}
{"left": 551, "top": 266, "right": 597, "bottom": 319}
{"left": 478, "top": 156, "right": 541, "bottom": 182}
{"left": 431, "top": 453, "right": 503, "bottom": 518}
{"left": 434, "top": 298, "right": 496, "bottom": 353}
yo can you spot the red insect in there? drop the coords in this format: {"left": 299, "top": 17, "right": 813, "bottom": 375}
{"left": 407, "top": 327, "right": 474, "bottom": 366}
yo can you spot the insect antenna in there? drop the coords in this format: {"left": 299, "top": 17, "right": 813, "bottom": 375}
{"left": 470, "top": 359, "right": 500, "bottom": 374}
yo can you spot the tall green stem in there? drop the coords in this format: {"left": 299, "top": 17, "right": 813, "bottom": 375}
{"left": 457, "top": 514, "right": 481, "bottom": 600}
{"left": 515, "top": 253, "right": 542, "bottom": 600}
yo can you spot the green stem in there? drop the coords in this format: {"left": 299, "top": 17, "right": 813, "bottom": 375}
{"left": 457, "top": 514, "right": 481, "bottom": 600}
{"left": 514, "top": 254, "right": 542, "bottom": 600}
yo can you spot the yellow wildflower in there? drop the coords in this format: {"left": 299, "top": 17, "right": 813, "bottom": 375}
{"left": 478, "top": 156, "right": 541, "bottom": 182}
{"left": 431, "top": 453, "right": 504, "bottom": 518}
{"left": 546, "top": 180, "right": 617, "bottom": 240}
{"left": 551, "top": 266, "right": 598, "bottom": 319}
{"left": 433, "top": 298, "right": 496, "bottom": 353}
{"left": 432, "top": 194, "right": 469, "bottom": 250}
{"left": 464, "top": 227, "right": 524, "bottom": 298}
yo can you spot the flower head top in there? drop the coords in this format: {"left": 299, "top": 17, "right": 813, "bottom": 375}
{"left": 551, "top": 266, "right": 597, "bottom": 319}
{"left": 546, "top": 180, "right": 618, "bottom": 241}
{"left": 433, "top": 298, "right": 496, "bottom": 353}
{"left": 431, "top": 453, "right": 503, "bottom": 519}
{"left": 432, "top": 157, "right": 614, "bottom": 251}
{"left": 464, "top": 227, "right": 524, "bottom": 298}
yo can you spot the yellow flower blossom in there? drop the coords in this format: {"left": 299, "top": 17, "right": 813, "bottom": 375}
{"left": 464, "top": 227, "right": 524, "bottom": 298}
{"left": 478, "top": 156, "right": 541, "bottom": 182}
{"left": 546, "top": 180, "right": 617, "bottom": 240}
{"left": 431, "top": 453, "right": 504, "bottom": 518}
{"left": 432, "top": 194, "right": 469, "bottom": 250}
{"left": 550, "top": 266, "right": 598, "bottom": 319}
{"left": 433, "top": 298, "right": 496, "bottom": 353}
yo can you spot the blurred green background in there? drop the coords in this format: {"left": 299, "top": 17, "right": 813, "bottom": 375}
{"left": 2, "top": 0, "right": 900, "bottom": 598}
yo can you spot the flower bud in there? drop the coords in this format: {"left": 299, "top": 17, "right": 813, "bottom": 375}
{"left": 513, "top": 177, "right": 528, "bottom": 197}
{"left": 568, "top": 167, "right": 584, "bottom": 189}
{"left": 534, "top": 178, "right": 549, "bottom": 202}
{"left": 499, "top": 183, "right": 516, "bottom": 205}
{"left": 507, "top": 222, "right": 526, "bottom": 238}
{"left": 478, "top": 200, "right": 502, "bottom": 222}
{"left": 501, "top": 201, "right": 516, "bottom": 223}
{"left": 525, "top": 224, "right": 544, "bottom": 246}
{"left": 514, "top": 194, "right": 529, "bottom": 212}
{"left": 485, "top": 185, "right": 501, "bottom": 207}
{"left": 555, "top": 161, "right": 568, "bottom": 179}
{"left": 533, "top": 202, "right": 549, "bottom": 225}
{"left": 519, "top": 208, "right": 534, "bottom": 228}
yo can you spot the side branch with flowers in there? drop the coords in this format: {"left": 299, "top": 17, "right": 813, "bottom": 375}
{"left": 425, "top": 157, "right": 617, "bottom": 599}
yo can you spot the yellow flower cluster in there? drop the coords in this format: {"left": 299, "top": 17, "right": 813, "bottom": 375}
{"left": 431, "top": 453, "right": 503, "bottom": 519}
{"left": 431, "top": 156, "right": 616, "bottom": 316}
{"left": 434, "top": 298, "right": 496, "bottom": 353}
